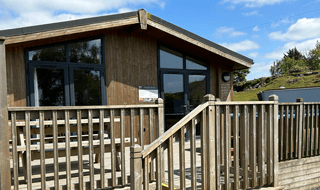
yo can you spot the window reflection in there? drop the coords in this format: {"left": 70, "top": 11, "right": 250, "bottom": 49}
{"left": 35, "top": 68, "right": 65, "bottom": 106}
{"left": 74, "top": 69, "right": 101, "bottom": 105}
{"left": 189, "top": 75, "right": 206, "bottom": 108}
{"left": 164, "top": 74, "right": 184, "bottom": 114}
{"left": 160, "top": 46, "right": 183, "bottom": 69}
{"left": 186, "top": 56, "right": 207, "bottom": 70}
{"left": 29, "top": 45, "right": 66, "bottom": 62}
{"left": 69, "top": 39, "right": 101, "bottom": 64}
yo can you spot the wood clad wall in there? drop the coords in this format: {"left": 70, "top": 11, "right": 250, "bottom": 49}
{"left": 104, "top": 30, "right": 157, "bottom": 105}
{"left": 6, "top": 46, "right": 27, "bottom": 107}
{"left": 279, "top": 156, "right": 320, "bottom": 189}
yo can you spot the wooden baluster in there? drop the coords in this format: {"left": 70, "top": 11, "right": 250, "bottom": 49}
{"left": 233, "top": 105, "right": 240, "bottom": 190}
{"left": 290, "top": 105, "right": 294, "bottom": 159}
{"left": 11, "top": 112, "right": 19, "bottom": 190}
{"left": 296, "top": 98, "right": 303, "bottom": 159}
{"left": 53, "top": 110, "right": 59, "bottom": 189}
{"left": 191, "top": 119, "right": 197, "bottom": 189}
{"left": 201, "top": 109, "right": 207, "bottom": 190}
{"left": 216, "top": 105, "right": 221, "bottom": 190}
{"left": 130, "top": 108, "right": 135, "bottom": 146}
{"left": 110, "top": 109, "right": 116, "bottom": 187}
{"left": 241, "top": 105, "right": 249, "bottom": 189}
{"left": 77, "top": 110, "right": 84, "bottom": 189}
{"left": 267, "top": 104, "right": 274, "bottom": 185}
{"left": 280, "top": 106, "right": 284, "bottom": 161}
{"left": 149, "top": 108, "right": 155, "bottom": 182}
{"left": 206, "top": 100, "right": 216, "bottom": 190}
{"left": 250, "top": 105, "right": 257, "bottom": 187}
{"left": 224, "top": 106, "right": 230, "bottom": 190}
{"left": 39, "top": 111, "right": 46, "bottom": 190}
{"left": 143, "top": 156, "right": 149, "bottom": 190}
{"left": 156, "top": 146, "right": 162, "bottom": 190}
{"left": 25, "top": 111, "right": 32, "bottom": 190}
{"left": 295, "top": 106, "right": 299, "bottom": 159}
{"left": 99, "top": 109, "right": 105, "bottom": 189}
{"left": 140, "top": 108, "right": 144, "bottom": 149}
{"left": 311, "top": 105, "right": 315, "bottom": 156}
{"left": 179, "top": 126, "right": 186, "bottom": 190}
{"left": 285, "top": 106, "right": 289, "bottom": 160}
{"left": 65, "top": 110, "right": 71, "bottom": 190}
{"left": 258, "top": 105, "right": 266, "bottom": 185}
{"left": 120, "top": 109, "right": 126, "bottom": 186}
{"left": 168, "top": 136, "right": 174, "bottom": 190}
{"left": 88, "top": 110, "right": 94, "bottom": 190}
{"left": 315, "top": 105, "right": 319, "bottom": 156}
{"left": 306, "top": 105, "right": 310, "bottom": 156}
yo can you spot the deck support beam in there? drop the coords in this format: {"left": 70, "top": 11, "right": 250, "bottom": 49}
{"left": 0, "top": 36, "right": 10, "bottom": 190}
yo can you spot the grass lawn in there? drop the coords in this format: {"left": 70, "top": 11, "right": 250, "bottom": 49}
{"left": 233, "top": 71, "right": 320, "bottom": 101}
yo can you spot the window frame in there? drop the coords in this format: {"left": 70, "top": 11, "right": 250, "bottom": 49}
{"left": 25, "top": 35, "right": 107, "bottom": 107}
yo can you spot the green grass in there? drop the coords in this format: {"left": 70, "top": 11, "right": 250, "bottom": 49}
{"left": 233, "top": 71, "right": 320, "bottom": 101}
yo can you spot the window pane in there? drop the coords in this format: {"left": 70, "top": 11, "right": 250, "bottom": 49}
{"left": 160, "top": 46, "right": 183, "bottom": 69}
{"left": 186, "top": 56, "right": 207, "bottom": 70}
{"left": 29, "top": 45, "right": 66, "bottom": 62}
{"left": 35, "top": 68, "right": 65, "bottom": 106}
{"left": 69, "top": 39, "right": 101, "bottom": 64}
{"left": 74, "top": 69, "right": 101, "bottom": 105}
{"left": 189, "top": 75, "right": 206, "bottom": 108}
{"left": 164, "top": 74, "right": 184, "bottom": 114}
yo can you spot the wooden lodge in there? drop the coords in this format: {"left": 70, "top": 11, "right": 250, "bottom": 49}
{"left": 1, "top": 9, "right": 320, "bottom": 190}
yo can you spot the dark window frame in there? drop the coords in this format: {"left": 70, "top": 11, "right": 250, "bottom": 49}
{"left": 157, "top": 43, "right": 211, "bottom": 102}
{"left": 25, "top": 35, "right": 107, "bottom": 106}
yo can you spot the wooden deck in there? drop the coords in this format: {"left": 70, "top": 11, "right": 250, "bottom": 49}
{"left": 11, "top": 138, "right": 224, "bottom": 190}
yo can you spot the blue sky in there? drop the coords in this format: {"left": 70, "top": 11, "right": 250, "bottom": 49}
{"left": 1, "top": 0, "right": 320, "bottom": 80}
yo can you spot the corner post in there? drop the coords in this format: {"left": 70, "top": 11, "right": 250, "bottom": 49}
{"left": 156, "top": 98, "right": 165, "bottom": 181}
{"left": 130, "top": 145, "right": 143, "bottom": 190}
{"left": 296, "top": 98, "right": 303, "bottom": 159}
{"left": 204, "top": 94, "right": 216, "bottom": 189}
{"left": 0, "top": 36, "right": 10, "bottom": 190}
{"left": 269, "top": 95, "right": 279, "bottom": 187}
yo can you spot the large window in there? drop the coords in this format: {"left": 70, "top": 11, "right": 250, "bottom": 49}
{"left": 26, "top": 36, "right": 106, "bottom": 106}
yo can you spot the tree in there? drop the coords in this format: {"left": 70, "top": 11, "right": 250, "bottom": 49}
{"left": 283, "top": 47, "right": 305, "bottom": 61}
{"left": 306, "top": 41, "right": 320, "bottom": 70}
{"left": 233, "top": 69, "right": 250, "bottom": 83}
{"left": 270, "top": 59, "right": 283, "bottom": 76}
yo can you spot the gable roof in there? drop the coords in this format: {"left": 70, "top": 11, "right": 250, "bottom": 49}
{"left": 0, "top": 9, "right": 254, "bottom": 68}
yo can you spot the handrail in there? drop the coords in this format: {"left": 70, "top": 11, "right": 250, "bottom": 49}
{"left": 141, "top": 101, "right": 209, "bottom": 158}
{"left": 8, "top": 104, "right": 159, "bottom": 111}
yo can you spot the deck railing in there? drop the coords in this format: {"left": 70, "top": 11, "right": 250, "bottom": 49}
{"left": 279, "top": 98, "right": 320, "bottom": 162}
{"left": 9, "top": 100, "right": 164, "bottom": 190}
{"left": 132, "top": 94, "right": 279, "bottom": 190}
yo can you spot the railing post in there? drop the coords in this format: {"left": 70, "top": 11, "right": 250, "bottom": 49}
{"left": 0, "top": 36, "right": 10, "bottom": 190}
{"left": 269, "top": 95, "right": 279, "bottom": 187}
{"left": 297, "top": 98, "right": 303, "bottom": 159}
{"left": 131, "top": 144, "right": 143, "bottom": 190}
{"left": 204, "top": 94, "right": 216, "bottom": 189}
{"left": 156, "top": 98, "right": 165, "bottom": 182}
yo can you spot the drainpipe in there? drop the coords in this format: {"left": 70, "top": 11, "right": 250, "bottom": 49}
{"left": 0, "top": 37, "right": 10, "bottom": 190}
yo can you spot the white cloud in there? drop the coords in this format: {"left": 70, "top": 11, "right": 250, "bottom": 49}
{"left": 271, "top": 18, "right": 291, "bottom": 27}
{"left": 221, "top": 0, "right": 292, "bottom": 7}
{"left": 253, "top": 26, "right": 259, "bottom": 31}
{"left": 269, "top": 18, "right": 320, "bottom": 41}
{"left": 215, "top": 27, "right": 246, "bottom": 37}
{"left": 220, "top": 40, "right": 260, "bottom": 52}
{"left": 248, "top": 52, "right": 259, "bottom": 58}
{"left": 243, "top": 10, "right": 259, "bottom": 16}
{"left": 0, "top": 0, "right": 164, "bottom": 30}
{"left": 264, "top": 38, "right": 320, "bottom": 59}
{"left": 250, "top": 62, "right": 273, "bottom": 73}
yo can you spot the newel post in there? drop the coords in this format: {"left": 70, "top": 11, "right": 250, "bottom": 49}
{"left": 296, "top": 98, "right": 303, "bottom": 159}
{"left": 130, "top": 144, "right": 143, "bottom": 190}
{"left": 155, "top": 98, "right": 165, "bottom": 181}
{"left": 0, "top": 36, "right": 10, "bottom": 190}
{"left": 269, "top": 95, "right": 279, "bottom": 187}
{"left": 204, "top": 94, "right": 216, "bottom": 189}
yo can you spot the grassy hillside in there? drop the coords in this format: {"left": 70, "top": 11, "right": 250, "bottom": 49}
{"left": 233, "top": 71, "right": 320, "bottom": 101}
